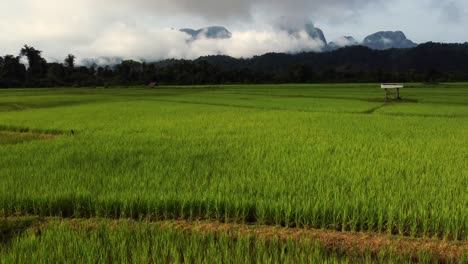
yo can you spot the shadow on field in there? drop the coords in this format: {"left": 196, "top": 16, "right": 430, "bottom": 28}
{"left": 0, "top": 100, "right": 105, "bottom": 113}
{"left": 361, "top": 99, "right": 419, "bottom": 114}
{"left": 367, "top": 98, "right": 419, "bottom": 103}
{"left": 147, "top": 98, "right": 274, "bottom": 111}
{"left": 361, "top": 104, "right": 387, "bottom": 114}
{"left": 222, "top": 92, "right": 372, "bottom": 102}
{"left": 0, "top": 217, "right": 43, "bottom": 246}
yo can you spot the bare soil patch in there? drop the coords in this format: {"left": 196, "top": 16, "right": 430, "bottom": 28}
{"left": 0, "top": 131, "right": 58, "bottom": 145}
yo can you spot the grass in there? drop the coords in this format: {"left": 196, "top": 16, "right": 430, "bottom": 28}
{"left": 0, "top": 83, "right": 467, "bottom": 262}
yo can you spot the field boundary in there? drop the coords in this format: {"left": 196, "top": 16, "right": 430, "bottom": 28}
{"left": 2, "top": 217, "right": 466, "bottom": 263}
{"left": 146, "top": 98, "right": 468, "bottom": 118}
{"left": 164, "top": 220, "right": 467, "bottom": 262}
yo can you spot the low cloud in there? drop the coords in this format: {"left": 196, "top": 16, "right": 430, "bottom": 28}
{"left": 381, "top": 37, "right": 394, "bottom": 45}
{"left": 333, "top": 37, "right": 359, "bottom": 47}
{"left": 189, "top": 30, "right": 324, "bottom": 58}
{"left": 76, "top": 26, "right": 324, "bottom": 64}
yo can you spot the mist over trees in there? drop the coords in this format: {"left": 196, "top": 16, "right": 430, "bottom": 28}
{"left": 1, "top": 43, "right": 468, "bottom": 88}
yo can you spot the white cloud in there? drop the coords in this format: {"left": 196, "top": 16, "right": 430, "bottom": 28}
{"left": 381, "top": 37, "right": 394, "bottom": 45}
{"left": 190, "top": 31, "right": 324, "bottom": 58}
{"left": 0, "top": 0, "right": 467, "bottom": 62}
{"left": 333, "top": 37, "right": 358, "bottom": 47}
{"left": 75, "top": 26, "right": 324, "bottom": 63}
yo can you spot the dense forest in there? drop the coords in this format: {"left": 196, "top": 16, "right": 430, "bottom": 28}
{"left": 1, "top": 42, "right": 468, "bottom": 88}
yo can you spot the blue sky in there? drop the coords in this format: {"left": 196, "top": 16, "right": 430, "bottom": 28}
{"left": 0, "top": 0, "right": 466, "bottom": 61}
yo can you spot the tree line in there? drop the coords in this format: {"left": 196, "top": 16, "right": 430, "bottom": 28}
{"left": 1, "top": 43, "right": 468, "bottom": 88}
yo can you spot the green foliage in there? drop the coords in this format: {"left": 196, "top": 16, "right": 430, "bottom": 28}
{"left": 64, "top": 54, "right": 76, "bottom": 70}
{"left": 2, "top": 43, "right": 468, "bottom": 88}
{"left": 19, "top": 45, "right": 48, "bottom": 79}
{"left": 0, "top": 84, "right": 466, "bottom": 242}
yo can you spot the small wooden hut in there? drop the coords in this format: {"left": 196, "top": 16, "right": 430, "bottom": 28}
{"left": 381, "top": 83, "right": 403, "bottom": 100}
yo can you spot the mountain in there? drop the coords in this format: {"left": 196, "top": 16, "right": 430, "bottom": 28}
{"left": 180, "top": 26, "right": 232, "bottom": 40}
{"left": 363, "top": 31, "right": 417, "bottom": 50}
{"left": 277, "top": 19, "right": 327, "bottom": 45}
{"left": 303, "top": 23, "right": 327, "bottom": 45}
{"left": 178, "top": 24, "right": 417, "bottom": 53}
{"left": 328, "top": 36, "right": 359, "bottom": 50}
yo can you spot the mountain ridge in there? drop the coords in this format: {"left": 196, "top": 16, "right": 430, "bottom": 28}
{"left": 179, "top": 25, "right": 418, "bottom": 51}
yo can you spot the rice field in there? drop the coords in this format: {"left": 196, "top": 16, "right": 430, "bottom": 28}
{"left": 0, "top": 83, "right": 467, "bottom": 262}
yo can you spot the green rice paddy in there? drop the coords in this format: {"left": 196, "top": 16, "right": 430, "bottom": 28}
{"left": 0, "top": 83, "right": 467, "bottom": 262}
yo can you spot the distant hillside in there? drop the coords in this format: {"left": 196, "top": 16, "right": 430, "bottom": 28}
{"left": 151, "top": 42, "right": 468, "bottom": 84}
{"left": 164, "top": 43, "right": 466, "bottom": 72}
